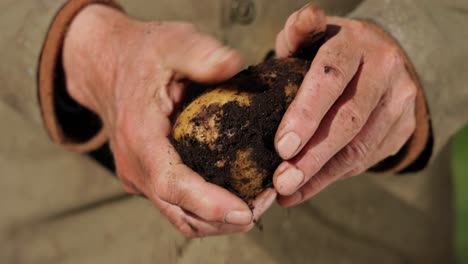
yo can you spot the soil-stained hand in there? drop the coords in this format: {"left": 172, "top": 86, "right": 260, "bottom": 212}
{"left": 273, "top": 4, "right": 419, "bottom": 206}
{"left": 63, "top": 5, "right": 277, "bottom": 237}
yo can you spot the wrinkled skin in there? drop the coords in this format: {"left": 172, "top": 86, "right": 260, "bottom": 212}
{"left": 273, "top": 4, "right": 418, "bottom": 207}
{"left": 62, "top": 2, "right": 418, "bottom": 237}
{"left": 63, "top": 5, "right": 276, "bottom": 238}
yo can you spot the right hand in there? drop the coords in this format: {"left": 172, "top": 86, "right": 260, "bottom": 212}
{"left": 62, "top": 5, "right": 277, "bottom": 237}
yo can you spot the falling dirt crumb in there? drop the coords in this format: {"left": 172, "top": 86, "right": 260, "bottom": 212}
{"left": 254, "top": 218, "right": 264, "bottom": 231}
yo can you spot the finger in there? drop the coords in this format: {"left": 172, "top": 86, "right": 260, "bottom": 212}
{"left": 113, "top": 139, "right": 250, "bottom": 237}
{"left": 249, "top": 188, "right": 277, "bottom": 221}
{"left": 147, "top": 146, "right": 253, "bottom": 225}
{"left": 277, "top": 170, "right": 332, "bottom": 207}
{"left": 275, "top": 3, "right": 327, "bottom": 57}
{"left": 159, "top": 22, "right": 242, "bottom": 83}
{"left": 275, "top": 34, "right": 362, "bottom": 162}
{"left": 153, "top": 197, "right": 254, "bottom": 238}
{"left": 345, "top": 99, "right": 417, "bottom": 177}
{"left": 277, "top": 96, "right": 403, "bottom": 207}
{"left": 279, "top": 81, "right": 417, "bottom": 207}
{"left": 180, "top": 189, "right": 278, "bottom": 236}
{"left": 288, "top": 77, "right": 411, "bottom": 186}
{"left": 125, "top": 108, "right": 253, "bottom": 226}
{"left": 274, "top": 63, "right": 385, "bottom": 196}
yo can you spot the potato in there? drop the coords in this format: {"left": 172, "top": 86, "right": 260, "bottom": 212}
{"left": 171, "top": 58, "right": 310, "bottom": 200}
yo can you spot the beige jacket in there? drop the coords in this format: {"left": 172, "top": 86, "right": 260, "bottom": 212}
{"left": 0, "top": 0, "right": 467, "bottom": 263}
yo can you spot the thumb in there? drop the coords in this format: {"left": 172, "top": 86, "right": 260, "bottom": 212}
{"left": 275, "top": 3, "right": 327, "bottom": 58}
{"left": 160, "top": 23, "right": 243, "bottom": 83}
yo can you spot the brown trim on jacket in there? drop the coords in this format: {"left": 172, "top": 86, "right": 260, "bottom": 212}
{"left": 38, "top": 0, "right": 121, "bottom": 153}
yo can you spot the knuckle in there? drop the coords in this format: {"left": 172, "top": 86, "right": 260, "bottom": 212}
{"left": 209, "top": 206, "right": 224, "bottom": 222}
{"left": 341, "top": 140, "right": 370, "bottom": 165}
{"left": 311, "top": 175, "right": 323, "bottom": 190}
{"left": 157, "top": 202, "right": 172, "bottom": 218}
{"left": 388, "top": 107, "right": 402, "bottom": 123}
{"left": 339, "top": 103, "right": 366, "bottom": 133}
{"left": 381, "top": 46, "right": 404, "bottom": 70}
{"left": 408, "top": 89, "right": 418, "bottom": 104}
{"left": 301, "top": 150, "right": 325, "bottom": 177}
{"left": 159, "top": 204, "right": 203, "bottom": 239}
{"left": 302, "top": 174, "right": 324, "bottom": 198}
{"left": 402, "top": 83, "right": 418, "bottom": 104}
{"left": 381, "top": 98, "right": 402, "bottom": 122}
{"left": 349, "top": 20, "right": 368, "bottom": 35}
{"left": 154, "top": 170, "right": 184, "bottom": 206}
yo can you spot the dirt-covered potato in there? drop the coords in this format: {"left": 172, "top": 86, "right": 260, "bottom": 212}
{"left": 171, "top": 58, "right": 310, "bottom": 200}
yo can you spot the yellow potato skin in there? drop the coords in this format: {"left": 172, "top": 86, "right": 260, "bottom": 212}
{"left": 171, "top": 58, "right": 310, "bottom": 200}
{"left": 173, "top": 87, "right": 251, "bottom": 148}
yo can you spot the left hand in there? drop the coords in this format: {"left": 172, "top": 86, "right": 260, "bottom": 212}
{"left": 273, "top": 4, "right": 419, "bottom": 207}
{"left": 63, "top": 5, "right": 276, "bottom": 237}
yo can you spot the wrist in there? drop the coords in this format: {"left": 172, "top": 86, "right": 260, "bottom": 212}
{"left": 63, "top": 4, "right": 131, "bottom": 123}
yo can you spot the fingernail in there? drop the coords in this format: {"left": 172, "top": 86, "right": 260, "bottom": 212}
{"left": 253, "top": 189, "right": 278, "bottom": 217}
{"left": 208, "top": 47, "right": 234, "bottom": 65}
{"left": 224, "top": 210, "right": 252, "bottom": 225}
{"left": 276, "top": 167, "right": 304, "bottom": 195}
{"left": 277, "top": 132, "right": 301, "bottom": 159}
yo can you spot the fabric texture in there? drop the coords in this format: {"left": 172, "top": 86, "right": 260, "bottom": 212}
{"left": 0, "top": 0, "right": 466, "bottom": 263}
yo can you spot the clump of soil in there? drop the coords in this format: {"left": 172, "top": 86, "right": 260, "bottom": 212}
{"left": 171, "top": 58, "right": 311, "bottom": 200}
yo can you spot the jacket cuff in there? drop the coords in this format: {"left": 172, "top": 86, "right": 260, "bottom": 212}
{"left": 38, "top": 0, "right": 122, "bottom": 153}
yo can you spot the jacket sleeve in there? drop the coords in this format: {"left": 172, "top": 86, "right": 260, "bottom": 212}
{"left": 0, "top": 0, "right": 120, "bottom": 153}
{"left": 37, "top": 0, "right": 121, "bottom": 153}
{"left": 0, "top": 1, "right": 72, "bottom": 127}
{"left": 350, "top": 0, "right": 468, "bottom": 170}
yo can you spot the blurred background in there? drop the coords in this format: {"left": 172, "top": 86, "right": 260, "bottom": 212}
{"left": 454, "top": 124, "right": 468, "bottom": 263}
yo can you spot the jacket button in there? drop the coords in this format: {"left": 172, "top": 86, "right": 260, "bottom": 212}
{"left": 230, "top": 0, "right": 256, "bottom": 25}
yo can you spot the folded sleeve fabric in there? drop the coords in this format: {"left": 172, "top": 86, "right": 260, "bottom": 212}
{"left": 38, "top": 0, "right": 121, "bottom": 153}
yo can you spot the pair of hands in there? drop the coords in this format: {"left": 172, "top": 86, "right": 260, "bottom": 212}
{"left": 63, "top": 4, "right": 418, "bottom": 237}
